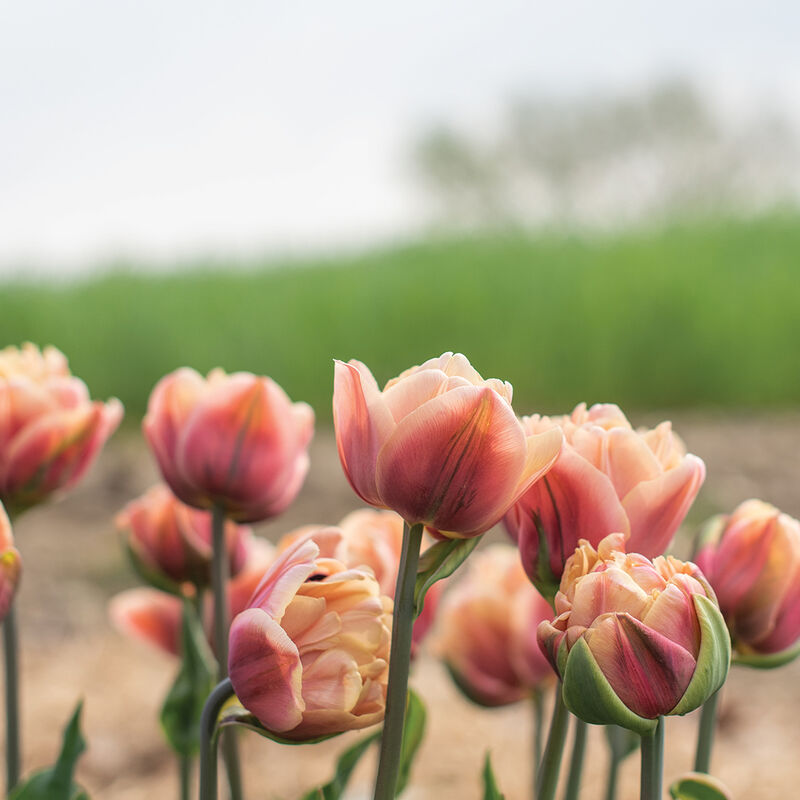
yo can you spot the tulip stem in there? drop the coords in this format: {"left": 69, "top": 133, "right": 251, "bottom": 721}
{"left": 563, "top": 718, "right": 588, "bottom": 800}
{"left": 373, "top": 521, "right": 424, "bottom": 800}
{"left": 604, "top": 754, "right": 620, "bottom": 800}
{"left": 199, "top": 678, "right": 235, "bottom": 800}
{"left": 639, "top": 717, "right": 664, "bottom": 800}
{"left": 694, "top": 689, "right": 720, "bottom": 774}
{"left": 536, "top": 684, "right": 570, "bottom": 800}
{"left": 3, "top": 604, "right": 20, "bottom": 794}
{"left": 532, "top": 689, "right": 545, "bottom": 791}
{"left": 180, "top": 754, "right": 191, "bottom": 800}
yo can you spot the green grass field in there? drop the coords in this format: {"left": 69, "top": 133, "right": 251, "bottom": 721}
{"left": 2, "top": 214, "right": 799, "bottom": 423}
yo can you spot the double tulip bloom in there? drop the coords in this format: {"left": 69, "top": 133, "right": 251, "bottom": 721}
{"left": 144, "top": 368, "right": 313, "bottom": 523}
{"left": 538, "top": 534, "right": 729, "bottom": 733}
{"left": 0, "top": 343, "right": 122, "bottom": 515}
{"left": 333, "top": 353, "right": 562, "bottom": 537}
{"left": 695, "top": 499, "right": 800, "bottom": 667}
{"left": 435, "top": 544, "right": 555, "bottom": 707}
{"left": 505, "top": 403, "right": 705, "bottom": 599}
{"left": 0, "top": 502, "right": 20, "bottom": 621}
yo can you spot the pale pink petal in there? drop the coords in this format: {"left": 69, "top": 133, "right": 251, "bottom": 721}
{"left": 569, "top": 568, "right": 651, "bottom": 629}
{"left": 300, "top": 649, "right": 363, "bottom": 712}
{"left": 381, "top": 368, "right": 449, "bottom": 423}
{"left": 641, "top": 583, "right": 701, "bottom": 657}
{"left": 109, "top": 589, "right": 182, "bottom": 657}
{"left": 603, "top": 427, "right": 662, "bottom": 498}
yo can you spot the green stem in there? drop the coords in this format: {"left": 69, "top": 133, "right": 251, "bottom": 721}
{"left": 3, "top": 604, "right": 19, "bottom": 794}
{"left": 180, "top": 753, "right": 191, "bottom": 800}
{"left": 536, "top": 684, "right": 570, "bottom": 800}
{"left": 563, "top": 719, "right": 588, "bottom": 800}
{"left": 372, "top": 521, "right": 423, "bottom": 800}
{"left": 604, "top": 753, "right": 620, "bottom": 800}
{"left": 532, "top": 689, "right": 545, "bottom": 793}
{"left": 640, "top": 717, "right": 664, "bottom": 800}
{"left": 199, "top": 678, "right": 235, "bottom": 800}
{"left": 693, "top": 689, "right": 720, "bottom": 774}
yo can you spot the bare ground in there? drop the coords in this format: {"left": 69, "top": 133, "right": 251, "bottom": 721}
{"left": 10, "top": 413, "right": 800, "bottom": 799}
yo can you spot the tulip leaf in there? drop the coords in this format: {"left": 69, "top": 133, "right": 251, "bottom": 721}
{"left": 217, "top": 705, "right": 344, "bottom": 746}
{"left": 160, "top": 598, "right": 215, "bottom": 755}
{"left": 9, "top": 701, "right": 89, "bottom": 800}
{"left": 669, "top": 773, "right": 732, "bottom": 800}
{"left": 396, "top": 688, "right": 427, "bottom": 795}
{"left": 413, "top": 536, "right": 481, "bottom": 618}
{"left": 125, "top": 540, "right": 184, "bottom": 596}
{"left": 298, "top": 731, "right": 381, "bottom": 800}
{"left": 481, "top": 753, "right": 506, "bottom": 800}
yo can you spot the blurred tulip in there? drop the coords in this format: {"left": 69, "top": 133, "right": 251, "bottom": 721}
{"left": 0, "top": 343, "right": 122, "bottom": 515}
{"left": 333, "top": 352, "right": 562, "bottom": 538}
{"left": 538, "top": 534, "right": 729, "bottom": 733}
{"left": 143, "top": 367, "right": 313, "bottom": 523}
{"left": 117, "top": 484, "right": 251, "bottom": 589}
{"left": 0, "top": 502, "right": 20, "bottom": 622}
{"left": 228, "top": 536, "right": 392, "bottom": 740}
{"left": 695, "top": 499, "right": 800, "bottom": 666}
{"left": 436, "top": 544, "right": 555, "bottom": 706}
{"left": 505, "top": 403, "right": 705, "bottom": 601}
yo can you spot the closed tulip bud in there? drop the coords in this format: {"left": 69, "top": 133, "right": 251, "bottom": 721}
{"left": 695, "top": 499, "right": 800, "bottom": 667}
{"left": 435, "top": 544, "right": 555, "bottom": 707}
{"left": 538, "top": 534, "right": 729, "bottom": 734}
{"left": 117, "top": 484, "right": 251, "bottom": 589}
{"left": 0, "top": 502, "right": 20, "bottom": 622}
{"left": 333, "top": 353, "right": 562, "bottom": 538}
{"left": 0, "top": 343, "right": 123, "bottom": 515}
{"left": 505, "top": 403, "right": 705, "bottom": 601}
{"left": 228, "top": 536, "right": 392, "bottom": 741}
{"left": 143, "top": 368, "right": 313, "bottom": 523}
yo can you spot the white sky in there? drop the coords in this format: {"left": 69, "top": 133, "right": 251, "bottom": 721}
{"left": 2, "top": 1, "right": 799, "bottom": 275}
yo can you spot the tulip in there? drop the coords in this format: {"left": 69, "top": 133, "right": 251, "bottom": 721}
{"left": 0, "top": 503, "right": 20, "bottom": 623}
{"left": 505, "top": 403, "right": 705, "bottom": 601}
{"left": 538, "top": 534, "right": 729, "bottom": 734}
{"left": 0, "top": 343, "right": 122, "bottom": 515}
{"left": 333, "top": 352, "right": 562, "bottom": 538}
{"left": 694, "top": 499, "right": 800, "bottom": 666}
{"left": 228, "top": 536, "right": 392, "bottom": 741}
{"left": 436, "top": 544, "right": 555, "bottom": 707}
{"left": 117, "top": 484, "right": 251, "bottom": 589}
{"left": 143, "top": 368, "right": 313, "bottom": 523}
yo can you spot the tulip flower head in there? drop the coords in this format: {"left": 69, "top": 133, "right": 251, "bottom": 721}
{"left": 0, "top": 343, "right": 123, "bottom": 515}
{"left": 436, "top": 544, "right": 555, "bottom": 706}
{"left": 228, "top": 535, "right": 392, "bottom": 741}
{"left": 505, "top": 403, "right": 705, "bottom": 601}
{"left": 0, "top": 502, "right": 20, "bottom": 622}
{"left": 333, "top": 353, "right": 562, "bottom": 538}
{"left": 538, "top": 534, "right": 729, "bottom": 734}
{"left": 143, "top": 368, "right": 314, "bottom": 523}
{"left": 695, "top": 499, "right": 800, "bottom": 667}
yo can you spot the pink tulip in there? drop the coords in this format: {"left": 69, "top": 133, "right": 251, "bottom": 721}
{"left": 117, "top": 484, "right": 251, "bottom": 588}
{"left": 505, "top": 403, "right": 705, "bottom": 596}
{"left": 143, "top": 368, "right": 313, "bottom": 523}
{"left": 695, "top": 500, "right": 800, "bottom": 662}
{"left": 0, "top": 343, "right": 123, "bottom": 515}
{"left": 228, "top": 536, "right": 392, "bottom": 740}
{"left": 333, "top": 353, "right": 562, "bottom": 538}
{"left": 435, "top": 544, "right": 555, "bottom": 706}
{"left": 0, "top": 502, "right": 20, "bottom": 622}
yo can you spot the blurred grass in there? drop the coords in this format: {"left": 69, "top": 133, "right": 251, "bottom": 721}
{"left": 2, "top": 213, "right": 800, "bottom": 423}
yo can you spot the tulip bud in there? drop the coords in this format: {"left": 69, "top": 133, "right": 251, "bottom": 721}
{"left": 333, "top": 352, "right": 562, "bottom": 538}
{"left": 538, "top": 535, "right": 729, "bottom": 734}
{"left": 435, "top": 544, "right": 555, "bottom": 706}
{"left": 143, "top": 368, "right": 313, "bottom": 523}
{"left": 228, "top": 536, "right": 392, "bottom": 740}
{"left": 505, "top": 403, "right": 705, "bottom": 601}
{"left": 0, "top": 502, "right": 20, "bottom": 622}
{"left": 0, "top": 343, "right": 122, "bottom": 515}
{"left": 695, "top": 499, "right": 800, "bottom": 667}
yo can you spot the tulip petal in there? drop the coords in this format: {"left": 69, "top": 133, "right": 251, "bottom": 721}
{"left": 0, "top": 548, "right": 20, "bottom": 622}
{"left": 300, "top": 648, "right": 363, "bottom": 712}
{"left": 568, "top": 569, "right": 651, "bottom": 629}
{"left": 603, "top": 427, "right": 663, "bottom": 498}
{"left": 749, "top": 575, "right": 800, "bottom": 655}
{"left": 248, "top": 538, "right": 319, "bottom": 621}
{"left": 382, "top": 368, "right": 449, "bottom": 423}
{"left": 641, "top": 583, "right": 701, "bottom": 656}
{"left": 109, "top": 589, "right": 182, "bottom": 657}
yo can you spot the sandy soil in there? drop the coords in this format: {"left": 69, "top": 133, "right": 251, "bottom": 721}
{"left": 9, "top": 413, "right": 800, "bottom": 800}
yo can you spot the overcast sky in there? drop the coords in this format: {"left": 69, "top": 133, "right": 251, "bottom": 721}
{"left": 2, "top": 1, "right": 799, "bottom": 275}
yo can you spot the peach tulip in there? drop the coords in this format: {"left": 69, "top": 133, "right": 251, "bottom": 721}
{"left": 505, "top": 403, "right": 705, "bottom": 599}
{"left": 0, "top": 502, "right": 20, "bottom": 622}
{"left": 0, "top": 343, "right": 122, "bottom": 515}
{"left": 333, "top": 353, "right": 562, "bottom": 538}
{"left": 228, "top": 536, "right": 392, "bottom": 740}
{"left": 538, "top": 534, "right": 729, "bottom": 733}
{"left": 143, "top": 368, "right": 313, "bottom": 523}
{"left": 695, "top": 500, "right": 800, "bottom": 666}
{"left": 117, "top": 484, "right": 251, "bottom": 589}
{"left": 436, "top": 544, "right": 555, "bottom": 706}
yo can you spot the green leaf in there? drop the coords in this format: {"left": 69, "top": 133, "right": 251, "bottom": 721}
{"left": 396, "top": 689, "right": 426, "bottom": 795}
{"left": 413, "top": 536, "right": 481, "bottom": 618}
{"left": 9, "top": 701, "right": 89, "bottom": 800}
{"left": 160, "top": 597, "right": 215, "bottom": 755}
{"left": 481, "top": 753, "right": 506, "bottom": 800}
{"left": 669, "top": 772, "right": 732, "bottom": 799}
{"left": 299, "top": 731, "right": 381, "bottom": 800}
{"left": 217, "top": 705, "right": 343, "bottom": 746}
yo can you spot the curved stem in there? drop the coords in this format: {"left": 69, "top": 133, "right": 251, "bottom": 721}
{"left": 639, "top": 717, "right": 664, "bottom": 800}
{"left": 563, "top": 719, "right": 588, "bottom": 800}
{"left": 199, "top": 678, "right": 235, "bottom": 800}
{"left": 372, "top": 521, "right": 423, "bottom": 800}
{"left": 3, "top": 604, "right": 19, "bottom": 794}
{"left": 536, "top": 684, "right": 570, "bottom": 800}
{"left": 693, "top": 689, "right": 720, "bottom": 774}
{"left": 531, "top": 689, "right": 545, "bottom": 794}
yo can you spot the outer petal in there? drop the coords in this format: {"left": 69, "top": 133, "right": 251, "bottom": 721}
{"left": 602, "top": 427, "right": 663, "bottom": 499}
{"left": 0, "top": 547, "right": 20, "bottom": 623}
{"left": 109, "top": 589, "right": 182, "bottom": 657}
